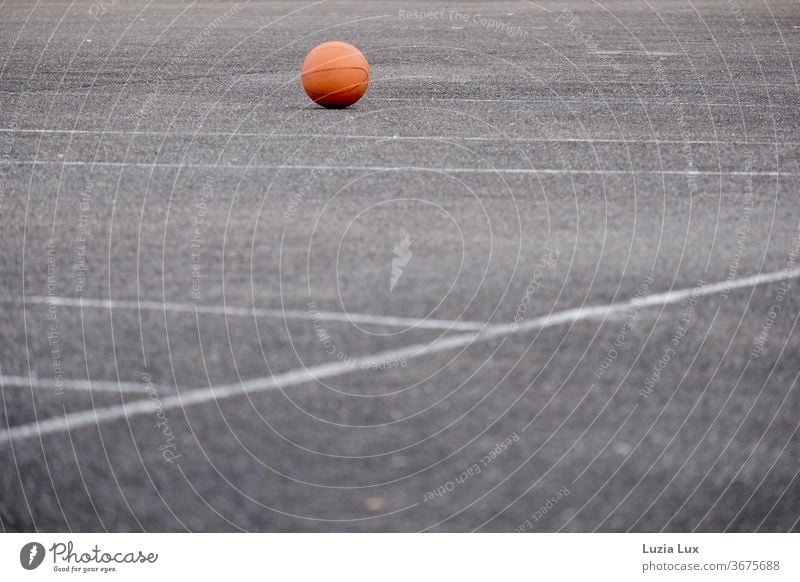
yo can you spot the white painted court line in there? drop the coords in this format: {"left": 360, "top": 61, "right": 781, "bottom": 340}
{"left": 1, "top": 267, "right": 798, "bottom": 444}
{"left": 9, "top": 160, "right": 797, "bottom": 177}
{"left": 368, "top": 96, "right": 792, "bottom": 108}
{"left": 21, "top": 296, "right": 486, "bottom": 332}
{"left": 0, "top": 375, "right": 164, "bottom": 394}
{"left": 2, "top": 127, "right": 794, "bottom": 146}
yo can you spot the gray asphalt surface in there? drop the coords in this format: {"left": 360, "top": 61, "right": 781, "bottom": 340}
{"left": 1, "top": 0, "right": 799, "bottom": 532}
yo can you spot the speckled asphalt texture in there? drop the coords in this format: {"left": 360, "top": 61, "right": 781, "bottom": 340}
{"left": 1, "top": 0, "right": 799, "bottom": 532}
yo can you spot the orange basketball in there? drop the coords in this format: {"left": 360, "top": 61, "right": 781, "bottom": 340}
{"left": 301, "top": 41, "right": 369, "bottom": 108}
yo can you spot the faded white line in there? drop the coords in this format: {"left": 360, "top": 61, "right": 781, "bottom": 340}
{"left": 20, "top": 296, "right": 485, "bottom": 332}
{"left": 0, "top": 375, "right": 163, "bottom": 394}
{"left": 8, "top": 160, "right": 797, "bottom": 177}
{"left": 595, "top": 50, "right": 682, "bottom": 56}
{"left": 1, "top": 128, "right": 794, "bottom": 146}
{"left": 369, "top": 96, "right": 783, "bottom": 108}
{"left": 2, "top": 267, "right": 798, "bottom": 444}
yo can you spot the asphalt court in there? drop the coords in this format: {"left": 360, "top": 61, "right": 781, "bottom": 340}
{"left": 1, "top": 0, "right": 799, "bottom": 532}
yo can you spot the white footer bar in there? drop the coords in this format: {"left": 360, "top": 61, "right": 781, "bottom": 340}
{"left": 1, "top": 533, "right": 796, "bottom": 580}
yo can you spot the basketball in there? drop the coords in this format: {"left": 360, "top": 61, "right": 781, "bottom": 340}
{"left": 301, "top": 41, "right": 369, "bottom": 108}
